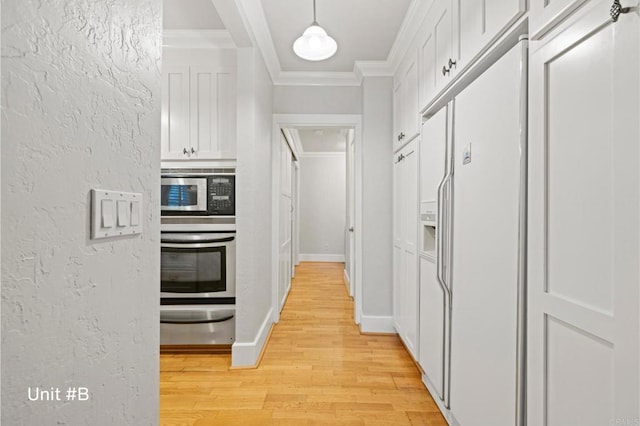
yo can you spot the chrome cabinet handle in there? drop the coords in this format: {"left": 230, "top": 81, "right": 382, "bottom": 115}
{"left": 400, "top": 132, "right": 405, "bottom": 140}
{"left": 183, "top": 148, "right": 188, "bottom": 155}
{"left": 448, "top": 58, "right": 457, "bottom": 69}
{"left": 190, "top": 147, "right": 196, "bottom": 154}
{"left": 348, "top": 227, "right": 354, "bottom": 232}
{"left": 442, "top": 65, "right": 450, "bottom": 76}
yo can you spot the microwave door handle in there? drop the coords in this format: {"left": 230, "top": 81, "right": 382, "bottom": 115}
{"left": 160, "top": 314, "right": 234, "bottom": 324}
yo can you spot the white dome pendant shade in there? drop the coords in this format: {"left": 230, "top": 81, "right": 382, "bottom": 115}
{"left": 293, "top": 0, "right": 337, "bottom": 61}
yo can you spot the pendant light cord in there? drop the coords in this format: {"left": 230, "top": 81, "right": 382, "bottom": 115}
{"left": 313, "top": 0, "right": 317, "bottom": 24}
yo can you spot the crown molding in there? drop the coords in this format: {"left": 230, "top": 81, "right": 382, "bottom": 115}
{"left": 354, "top": 60, "right": 394, "bottom": 80}
{"left": 163, "top": 29, "right": 236, "bottom": 49}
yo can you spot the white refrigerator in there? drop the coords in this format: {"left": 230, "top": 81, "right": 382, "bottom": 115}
{"left": 419, "top": 38, "right": 527, "bottom": 425}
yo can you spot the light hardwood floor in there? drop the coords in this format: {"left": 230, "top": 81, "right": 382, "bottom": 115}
{"left": 160, "top": 262, "right": 448, "bottom": 425}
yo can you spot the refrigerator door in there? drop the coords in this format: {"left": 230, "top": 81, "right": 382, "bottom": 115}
{"left": 449, "top": 40, "right": 526, "bottom": 425}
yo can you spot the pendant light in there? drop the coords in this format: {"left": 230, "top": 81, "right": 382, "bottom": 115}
{"left": 293, "top": 0, "right": 337, "bottom": 61}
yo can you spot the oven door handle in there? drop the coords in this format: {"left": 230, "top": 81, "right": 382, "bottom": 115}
{"left": 160, "top": 314, "right": 234, "bottom": 325}
{"left": 161, "top": 241, "right": 233, "bottom": 249}
{"left": 160, "top": 235, "right": 235, "bottom": 244}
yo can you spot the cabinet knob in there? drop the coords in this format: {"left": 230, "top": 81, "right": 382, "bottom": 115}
{"left": 183, "top": 148, "right": 188, "bottom": 155}
{"left": 610, "top": 0, "right": 630, "bottom": 22}
{"left": 442, "top": 65, "right": 450, "bottom": 76}
{"left": 190, "top": 147, "right": 196, "bottom": 154}
{"left": 400, "top": 132, "right": 405, "bottom": 140}
{"left": 448, "top": 58, "right": 457, "bottom": 69}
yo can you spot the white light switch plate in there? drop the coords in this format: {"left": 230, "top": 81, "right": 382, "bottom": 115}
{"left": 91, "top": 189, "right": 143, "bottom": 240}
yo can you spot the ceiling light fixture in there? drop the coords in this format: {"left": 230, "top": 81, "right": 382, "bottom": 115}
{"left": 293, "top": 0, "right": 337, "bottom": 61}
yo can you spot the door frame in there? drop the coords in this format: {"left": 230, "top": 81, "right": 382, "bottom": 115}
{"left": 271, "top": 114, "right": 363, "bottom": 325}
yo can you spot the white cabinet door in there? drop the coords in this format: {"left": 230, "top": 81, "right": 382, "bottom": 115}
{"left": 528, "top": 1, "right": 639, "bottom": 424}
{"left": 190, "top": 66, "right": 237, "bottom": 160}
{"left": 161, "top": 64, "right": 190, "bottom": 160}
{"left": 393, "top": 140, "right": 420, "bottom": 358}
{"left": 459, "top": 0, "right": 526, "bottom": 66}
{"left": 419, "top": 0, "right": 457, "bottom": 111}
{"left": 530, "top": 0, "right": 589, "bottom": 39}
{"left": 393, "top": 52, "right": 420, "bottom": 151}
{"left": 403, "top": 141, "right": 419, "bottom": 357}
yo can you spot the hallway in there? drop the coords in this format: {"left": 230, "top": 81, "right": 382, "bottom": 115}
{"left": 160, "top": 262, "right": 447, "bottom": 425}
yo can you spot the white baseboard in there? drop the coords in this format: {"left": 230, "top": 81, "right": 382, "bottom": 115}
{"left": 231, "top": 307, "right": 273, "bottom": 367}
{"left": 360, "top": 315, "right": 396, "bottom": 333}
{"left": 343, "top": 269, "right": 351, "bottom": 295}
{"left": 299, "top": 254, "right": 345, "bottom": 262}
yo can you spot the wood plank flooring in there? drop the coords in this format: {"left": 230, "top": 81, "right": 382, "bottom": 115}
{"left": 160, "top": 262, "right": 448, "bottom": 425}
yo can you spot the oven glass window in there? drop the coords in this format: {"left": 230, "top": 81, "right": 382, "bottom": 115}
{"left": 161, "top": 184, "right": 199, "bottom": 208}
{"left": 161, "top": 246, "right": 226, "bottom": 293}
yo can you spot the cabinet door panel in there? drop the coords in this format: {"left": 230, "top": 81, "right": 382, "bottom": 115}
{"left": 460, "top": 0, "right": 525, "bottom": 67}
{"left": 530, "top": 0, "right": 588, "bottom": 39}
{"left": 191, "top": 66, "right": 219, "bottom": 159}
{"left": 403, "top": 56, "right": 419, "bottom": 142}
{"left": 528, "top": 1, "right": 639, "bottom": 424}
{"left": 419, "top": 31, "right": 436, "bottom": 109}
{"left": 434, "top": 4, "right": 453, "bottom": 91}
{"left": 161, "top": 65, "right": 190, "bottom": 159}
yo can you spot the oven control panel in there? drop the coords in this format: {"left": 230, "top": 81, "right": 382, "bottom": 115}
{"left": 208, "top": 176, "right": 235, "bottom": 216}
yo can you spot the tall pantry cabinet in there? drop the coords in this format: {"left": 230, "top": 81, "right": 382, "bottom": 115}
{"left": 527, "top": 0, "right": 640, "bottom": 424}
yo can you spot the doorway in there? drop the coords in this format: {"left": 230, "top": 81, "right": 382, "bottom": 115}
{"left": 271, "top": 114, "right": 363, "bottom": 325}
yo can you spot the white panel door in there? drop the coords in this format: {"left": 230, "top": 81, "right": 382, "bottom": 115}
{"left": 278, "top": 136, "right": 293, "bottom": 312}
{"left": 450, "top": 41, "right": 524, "bottom": 426}
{"left": 161, "top": 64, "right": 190, "bottom": 160}
{"left": 528, "top": 1, "right": 639, "bottom": 424}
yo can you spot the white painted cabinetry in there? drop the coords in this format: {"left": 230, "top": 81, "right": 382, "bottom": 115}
{"left": 419, "top": 0, "right": 458, "bottom": 111}
{"left": 393, "top": 138, "right": 420, "bottom": 359}
{"left": 161, "top": 48, "right": 237, "bottom": 160}
{"left": 528, "top": 1, "right": 640, "bottom": 424}
{"left": 459, "top": 0, "right": 526, "bottom": 66}
{"left": 393, "top": 51, "right": 420, "bottom": 151}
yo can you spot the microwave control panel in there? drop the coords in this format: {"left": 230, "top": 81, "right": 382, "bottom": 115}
{"left": 208, "top": 176, "right": 235, "bottom": 216}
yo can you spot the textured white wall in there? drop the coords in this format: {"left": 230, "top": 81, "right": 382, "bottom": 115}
{"left": 273, "top": 85, "right": 363, "bottom": 114}
{"left": 234, "top": 47, "right": 273, "bottom": 362}
{"left": 1, "top": 0, "right": 161, "bottom": 423}
{"left": 299, "top": 155, "right": 346, "bottom": 259}
{"left": 361, "top": 77, "right": 393, "bottom": 316}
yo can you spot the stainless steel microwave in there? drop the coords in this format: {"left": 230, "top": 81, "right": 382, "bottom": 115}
{"left": 160, "top": 169, "right": 235, "bottom": 216}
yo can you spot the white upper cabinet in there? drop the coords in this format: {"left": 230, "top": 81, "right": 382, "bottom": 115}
{"left": 162, "top": 48, "right": 237, "bottom": 161}
{"left": 419, "top": 0, "right": 459, "bottom": 111}
{"left": 393, "top": 50, "right": 420, "bottom": 151}
{"left": 459, "top": 0, "right": 526, "bottom": 65}
{"left": 529, "top": 0, "right": 589, "bottom": 39}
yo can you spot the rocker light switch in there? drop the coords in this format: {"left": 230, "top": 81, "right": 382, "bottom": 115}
{"left": 91, "top": 189, "right": 143, "bottom": 240}
{"left": 117, "top": 200, "right": 129, "bottom": 227}
{"left": 101, "top": 199, "right": 114, "bottom": 228}
{"left": 130, "top": 201, "right": 140, "bottom": 226}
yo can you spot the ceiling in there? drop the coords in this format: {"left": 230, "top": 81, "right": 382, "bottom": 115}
{"left": 261, "top": 0, "right": 412, "bottom": 73}
{"left": 163, "top": 0, "right": 415, "bottom": 78}
{"left": 163, "top": 0, "right": 226, "bottom": 30}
